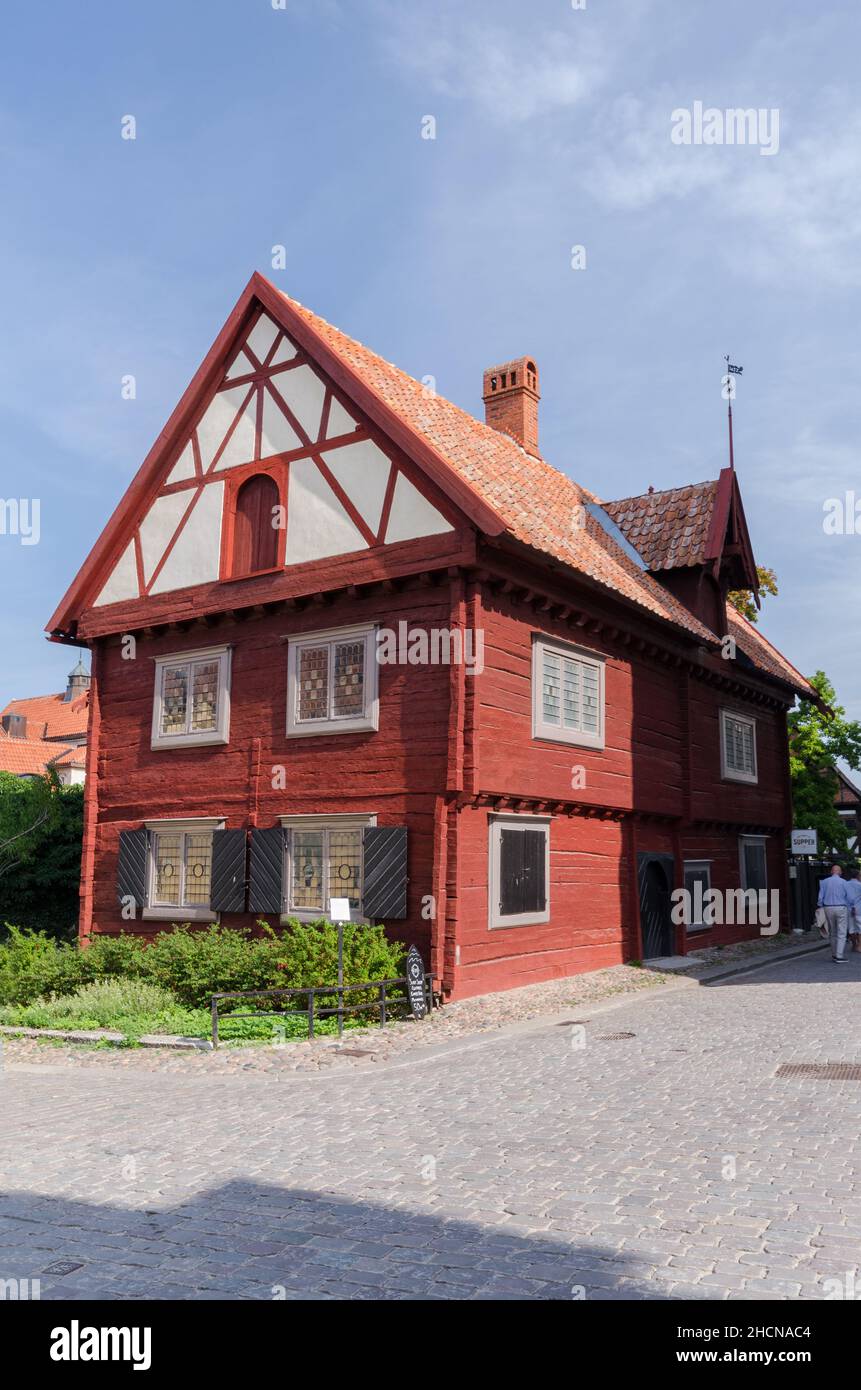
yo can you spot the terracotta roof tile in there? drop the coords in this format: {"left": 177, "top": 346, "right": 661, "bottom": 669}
{"left": 1, "top": 690, "right": 89, "bottom": 741}
{"left": 0, "top": 727, "right": 81, "bottom": 777}
{"left": 602, "top": 482, "right": 718, "bottom": 571}
{"left": 726, "top": 606, "right": 815, "bottom": 699}
{"left": 279, "top": 292, "right": 718, "bottom": 645}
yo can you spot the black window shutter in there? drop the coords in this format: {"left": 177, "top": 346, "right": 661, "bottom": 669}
{"left": 500, "top": 828, "right": 546, "bottom": 916}
{"left": 248, "top": 826, "right": 286, "bottom": 915}
{"left": 117, "top": 828, "right": 149, "bottom": 917}
{"left": 210, "top": 829, "right": 248, "bottom": 913}
{"left": 362, "top": 826, "right": 408, "bottom": 919}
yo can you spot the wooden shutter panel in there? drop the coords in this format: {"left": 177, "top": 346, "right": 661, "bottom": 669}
{"left": 210, "top": 829, "right": 247, "bottom": 913}
{"left": 362, "top": 826, "right": 408, "bottom": 919}
{"left": 117, "top": 828, "right": 149, "bottom": 917}
{"left": 248, "top": 826, "right": 286, "bottom": 914}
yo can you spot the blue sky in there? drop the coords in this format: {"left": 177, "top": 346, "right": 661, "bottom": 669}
{"left": 2, "top": 0, "right": 860, "bottom": 725}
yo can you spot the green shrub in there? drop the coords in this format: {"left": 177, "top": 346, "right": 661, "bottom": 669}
{"left": 137, "top": 920, "right": 406, "bottom": 1008}
{"left": 0, "top": 920, "right": 407, "bottom": 1013}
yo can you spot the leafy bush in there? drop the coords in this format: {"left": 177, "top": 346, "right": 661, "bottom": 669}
{"left": 139, "top": 919, "right": 406, "bottom": 1008}
{"left": 0, "top": 772, "right": 84, "bottom": 940}
{"left": 0, "top": 926, "right": 147, "bottom": 1005}
{"left": 0, "top": 920, "right": 407, "bottom": 1012}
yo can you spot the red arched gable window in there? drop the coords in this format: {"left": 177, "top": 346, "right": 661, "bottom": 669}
{"left": 231, "top": 473, "right": 280, "bottom": 577}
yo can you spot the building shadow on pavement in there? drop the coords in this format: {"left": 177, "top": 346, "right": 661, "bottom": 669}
{"left": 0, "top": 1180, "right": 719, "bottom": 1303}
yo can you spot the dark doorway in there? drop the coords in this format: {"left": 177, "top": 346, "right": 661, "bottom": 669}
{"left": 637, "top": 852, "right": 675, "bottom": 959}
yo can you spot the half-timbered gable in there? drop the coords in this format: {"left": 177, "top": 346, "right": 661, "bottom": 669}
{"left": 49, "top": 273, "right": 815, "bottom": 1000}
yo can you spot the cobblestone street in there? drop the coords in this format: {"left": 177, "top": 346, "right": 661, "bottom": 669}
{"left": 3, "top": 946, "right": 861, "bottom": 1301}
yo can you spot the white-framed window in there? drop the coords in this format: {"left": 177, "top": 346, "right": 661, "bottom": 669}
{"left": 151, "top": 646, "right": 231, "bottom": 750}
{"left": 279, "top": 814, "right": 375, "bottom": 921}
{"left": 739, "top": 835, "right": 768, "bottom": 892}
{"left": 488, "top": 814, "right": 551, "bottom": 930}
{"left": 286, "top": 625, "right": 378, "bottom": 737}
{"left": 683, "top": 859, "right": 712, "bottom": 932}
{"left": 721, "top": 708, "right": 757, "bottom": 783}
{"left": 143, "top": 817, "right": 223, "bottom": 921}
{"left": 532, "top": 636, "right": 604, "bottom": 749}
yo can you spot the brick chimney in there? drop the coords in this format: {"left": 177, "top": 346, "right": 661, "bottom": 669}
{"left": 482, "top": 357, "right": 540, "bottom": 457}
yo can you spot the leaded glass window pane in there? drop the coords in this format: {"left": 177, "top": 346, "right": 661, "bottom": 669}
{"left": 298, "top": 646, "right": 329, "bottom": 722}
{"left": 292, "top": 830, "right": 324, "bottom": 911}
{"left": 184, "top": 833, "right": 213, "bottom": 905}
{"left": 327, "top": 828, "right": 362, "bottom": 910}
{"left": 190, "top": 661, "right": 219, "bottom": 732}
{"left": 161, "top": 666, "right": 188, "bottom": 736}
{"left": 153, "top": 832, "right": 182, "bottom": 905}
{"left": 333, "top": 641, "right": 365, "bottom": 719}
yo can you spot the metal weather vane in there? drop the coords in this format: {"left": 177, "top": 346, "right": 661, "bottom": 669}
{"left": 724, "top": 355, "right": 744, "bottom": 470}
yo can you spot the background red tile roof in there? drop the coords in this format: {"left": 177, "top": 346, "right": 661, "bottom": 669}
{"left": 0, "top": 727, "right": 80, "bottom": 777}
{"left": 1, "top": 690, "right": 89, "bottom": 741}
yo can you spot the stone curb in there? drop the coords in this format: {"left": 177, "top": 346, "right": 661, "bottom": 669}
{"left": 0, "top": 1024, "right": 212, "bottom": 1050}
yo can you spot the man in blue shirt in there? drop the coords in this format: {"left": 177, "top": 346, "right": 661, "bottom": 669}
{"left": 818, "top": 865, "right": 852, "bottom": 962}
{"left": 845, "top": 869, "right": 861, "bottom": 954}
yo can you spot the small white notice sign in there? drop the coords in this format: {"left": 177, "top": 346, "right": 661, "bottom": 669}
{"left": 329, "top": 897, "right": 351, "bottom": 923}
{"left": 791, "top": 829, "right": 818, "bottom": 855}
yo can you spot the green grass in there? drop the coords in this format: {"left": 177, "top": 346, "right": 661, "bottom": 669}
{"left": 0, "top": 977, "right": 407, "bottom": 1045}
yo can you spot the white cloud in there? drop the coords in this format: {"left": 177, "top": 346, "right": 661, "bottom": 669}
{"left": 378, "top": 3, "right": 607, "bottom": 123}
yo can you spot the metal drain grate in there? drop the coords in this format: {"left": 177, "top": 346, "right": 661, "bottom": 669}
{"left": 597, "top": 1031, "right": 636, "bottom": 1041}
{"left": 777, "top": 1062, "right": 861, "bottom": 1081}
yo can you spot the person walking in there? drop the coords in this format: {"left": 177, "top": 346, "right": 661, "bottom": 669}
{"left": 845, "top": 868, "right": 861, "bottom": 953}
{"left": 818, "top": 864, "right": 852, "bottom": 963}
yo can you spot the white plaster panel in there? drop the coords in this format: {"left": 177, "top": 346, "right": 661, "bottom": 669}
{"left": 246, "top": 314, "right": 279, "bottom": 363}
{"left": 261, "top": 389, "right": 302, "bottom": 458}
{"left": 326, "top": 395, "right": 359, "bottom": 438}
{"left": 384, "top": 472, "right": 454, "bottom": 543}
{"left": 165, "top": 442, "right": 196, "bottom": 485}
{"left": 213, "top": 391, "right": 257, "bottom": 471}
{"left": 287, "top": 458, "right": 367, "bottom": 566}
{"left": 197, "top": 386, "right": 253, "bottom": 469}
{"left": 93, "top": 541, "right": 139, "bottom": 607}
{"left": 270, "top": 364, "right": 326, "bottom": 442}
{"left": 139, "top": 491, "right": 192, "bottom": 584}
{"left": 225, "top": 349, "right": 254, "bottom": 380}
{"left": 269, "top": 336, "right": 297, "bottom": 367}
{"left": 150, "top": 482, "right": 225, "bottom": 595}
{"left": 323, "top": 438, "right": 390, "bottom": 535}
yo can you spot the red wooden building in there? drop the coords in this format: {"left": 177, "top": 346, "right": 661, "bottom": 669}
{"left": 48, "top": 274, "right": 813, "bottom": 999}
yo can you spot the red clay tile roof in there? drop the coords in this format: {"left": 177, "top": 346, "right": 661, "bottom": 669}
{"left": 1, "top": 691, "right": 89, "bottom": 741}
{"left": 279, "top": 292, "right": 718, "bottom": 645}
{"left": 602, "top": 482, "right": 718, "bottom": 571}
{"left": 0, "top": 727, "right": 80, "bottom": 777}
{"left": 47, "top": 746, "right": 87, "bottom": 769}
{"left": 726, "top": 606, "right": 815, "bottom": 699}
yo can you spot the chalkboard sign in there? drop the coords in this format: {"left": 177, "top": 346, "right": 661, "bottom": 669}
{"left": 405, "top": 945, "right": 428, "bottom": 1020}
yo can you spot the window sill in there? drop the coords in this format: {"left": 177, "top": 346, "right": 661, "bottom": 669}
{"left": 151, "top": 732, "right": 230, "bottom": 750}
{"left": 721, "top": 770, "right": 759, "bottom": 785}
{"left": 143, "top": 908, "right": 218, "bottom": 922}
{"left": 533, "top": 730, "right": 604, "bottom": 751}
{"left": 489, "top": 911, "right": 550, "bottom": 931}
{"left": 285, "top": 718, "right": 377, "bottom": 739}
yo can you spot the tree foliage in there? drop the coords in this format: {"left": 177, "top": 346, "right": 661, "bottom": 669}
{"left": 727, "top": 565, "right": 779, "bottom": 624}
{"left": 788, "top": 671, "right": 861, "bottom": 853}
{"left": 0, "top": 772, "right": 84, "bottom": 940}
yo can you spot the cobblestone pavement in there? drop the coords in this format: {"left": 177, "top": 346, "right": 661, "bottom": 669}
{"left": 2, "top": 945, "right": 860, "bottom": 1302}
